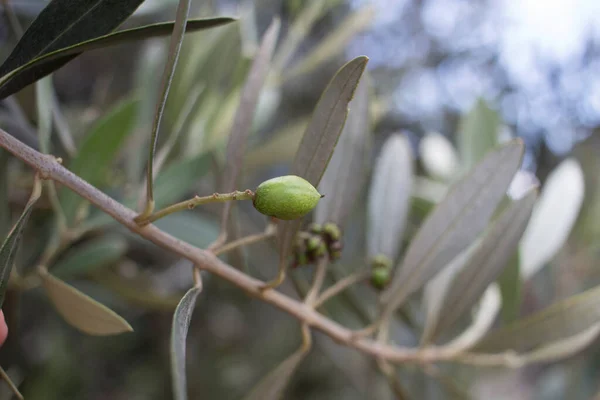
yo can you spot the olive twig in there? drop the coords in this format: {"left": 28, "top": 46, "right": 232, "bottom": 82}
{"left": 314, "top": 270, "right": 370, "bottom": 308}
{"left": 213, "top": 223, "right": 276, "bottom": 256}
{"left": 134, "top": 190, "right": 255, "bottom": 226}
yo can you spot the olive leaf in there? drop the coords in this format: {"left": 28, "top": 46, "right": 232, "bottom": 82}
{"left": 277, "top": 56, "right": 368, "bottom": 268}
{"left": 0, "top": 175, "right": 42, "bottom": 307}
{"left": 497, "top": 251, "right": 521, "bottom": 323}
{"left": 419, "top": 132, "right": 459, "bottom": 182}
{"left": 0, "top": 365, "right": 23, "bottom": 400}
{"left": 41, "top": 270, "right": 133, "bottom": 335}
{"left": 220, "top": 18, "right": 280, "bottom": 227}
{"left": 60, "top": 97, "right": 139, "bottom": 224}
{"left": 425, "top": 190, "right": 537, "bottom": 343}
{"left": 0, "top": 17, "right": 236, "bottom": 100}
{"left": 0, "top": 151, "right": 9, "bottom": 237}
{"left": 315, "top": 73, "right": 371, "bottom": 228}
{"left": 0, "top": 0, "right": 144, "bottom": 98}
{"left": 366, "top": 133, "right": 413, "bottom": 261}
{"left": 380, "top": 140, "right": 524, "bottom": 314}
{"left": 519, "top": 158, "right": 584, "bottom": 280}
{"left": 457, "top": 98, "right": 499, "bottom": 171}
{"left": 52, "top": 236, "right": 128, "bottom": 278}
{"left": 474, "top": 283, "right": 600, "bottom": 353}
{"left": 171, "top": 286, "right": 201, "bottom": 400}
{"left": 242, "top": 347, "right": 309, "bottom": 400}
{"left": 154, "top": 153, "right": 212, "bottom": 208}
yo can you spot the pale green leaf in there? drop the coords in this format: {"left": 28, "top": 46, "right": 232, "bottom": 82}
{"left": 474, "top": 284, "right": 600, "bottom": 353}
{"left": 458, "top": 98, "right": 499, "bottom": 171}
{"left": 171, "top": 286, "right": 201, "bottom": 400}
{"left": 380, "top": 140, "right": 525, "bottom": 313}
{"left": 243, "top": 347, "right": 308, "bottom": 400}
{"left": 366, "top": 133, "right": 413, "bottom": 261}
{"left": 419, "top": 132, "right": 459, "bottom": 182}
{"left": 278, "top": 56, "right": 368, "bottom": 266}
{"left": 0, "top": 176, "right": 41, "bottom": 307}
{"left": 497, "top": 251, "right": 522, "bottom": 323}
{"left": 52, "top": 236, "right": 127, "bottom": 278}
{"left": 35, "top": 75, "right": 54, "bottom": 153}
{"left": 41, "top": 270, "right": 133, "bottom": 335}
{"left": 429, "top": 190, "right": 537, "bottom": 342}
{"left": 315, "top": 73, "right": 371, "bottom": 228}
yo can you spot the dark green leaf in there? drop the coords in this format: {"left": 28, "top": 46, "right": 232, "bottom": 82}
{"left": 429, "top": 190, "right": 537, "bottom": 343}
{"left": 60, "top": 97, "right": 139, "bottom": 224}
{"left": 0, "top": 17, "right": 236, "bottom": 100}
{"left": 171, "top": 286, "right": 201, "bottom": 400}
{"left": 278, "top": 56, "right": 368, "bottom": 265}
{"left": 221, "top": 18, "right": 280, "bottom": 226}
{"left": 0, "top": 176, "right": 41, "bottom": 307}
{"left": 380, "top": 140, "right": 524, "bottom": 313}
{"left": 498, "top": 251, "right": 522, "bottom": 323}
{"left": 474, "top": 283, "right": 600, "bottom": 353}
{"left": 0, "top": 0, "right": 145, "bottom": 97}
{"left": 52, "top": 236, "right": 127, "bottom": 278}
{"left": 315, "top": 73, "right": 371, "bottom": 228}
{"left": 41, "top": 269, "right": 133, "bottom": 335}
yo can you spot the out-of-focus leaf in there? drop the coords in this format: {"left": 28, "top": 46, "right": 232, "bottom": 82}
{"left": 443, "top": 284, "right": 501, "bottom": 352}
{"left": 221, "top": 18, "right": 280, "bottom": 226}
{"left": 429, "top": 190, "right": 537, "bottom": 342}
{"left": 520, "top": 158, "right": 584, "bottom": 280}
{"left": 474, "top": 283, "right": 600, "bottom": 352}
{"left": 498, "top": 251, "right": 522, "bottom": 323}
{"left": 315, "top": 74, "right": 371, "bottom": 227}
{"left": 285, "top": 6, "right": 375, "bottom": 79}
{"left": 380, "top": 140, "right": 524, "bottom": 313}
{"left": 154, "top": 153, "right": 212, "bottom": 208}
{"left": 52, "top": 236, "right": 127, "bottom": 278}
{"left": 243, "top": 347, "right": 308, "bottom": 400}
{"left": 0, "top": 151, "right": 8, "bottom": 237}
{"left": 0, "top": 0, "right": 145, "bottom": 98}
{"left": 244, "top": 118, "right": 308, "bottom": 169}
{"left": 171, "top": 286, "right": 201, "bottom": 400}
{"left": 154, "top": 212, "right": 220, "bottom": 249}
{"left": 41, "top": 270, "right": 133, "bottom": 335}
{"left": 60, "top": 98, "right": 139, "bottom": 224}
{"left": 35, "top": 76, "right": 53, "bottom": 153}
{"left": 457, "top": 99, "right": 499, "bottom": 171}
{"left": 0, "top": 365, "right": 23, "bottom": 400}
{"left": 365, "top": 133, "right": 412, "bottom": 260}
{"left": 278, "top": 56, "right": 368, "bottom": 265}
{"left": 419, "top": 132, "right": 459, "bottom": 182}
{"left": 0, "top": 176, "right": 41, "bottom": 307}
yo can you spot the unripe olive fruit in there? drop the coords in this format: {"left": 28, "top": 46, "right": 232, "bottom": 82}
{"left": 371, "top": 254, "right": 393, "bottom": 271}
{"left": 253, "top": 175, "right": 322, "bottom": 220}
{"left": 371, "top": 267, "right": 391, "bottom": 290}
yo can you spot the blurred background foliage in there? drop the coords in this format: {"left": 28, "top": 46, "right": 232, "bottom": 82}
{"left": 1, "top": 0, "right": 600, "bottom": 399}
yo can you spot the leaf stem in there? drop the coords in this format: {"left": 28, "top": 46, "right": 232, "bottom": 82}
{"left": 304, "top": 257, "right": 329, "bottom": 306}
{"left": 140, "top": 0, "right": 193, "bottom": 220}
{"left": 315, "top": 270, "right": 370, "bottom": 308}
{"left": 135, "top": 190, "right": 255, "bottom": 226}
{"left": 213, "top": 223, "right": 276, "bottom": 256}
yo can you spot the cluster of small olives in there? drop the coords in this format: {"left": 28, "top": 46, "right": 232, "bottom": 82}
{"left": 292, "top": 223, "right": 344, "bottom": 268}
{"left": 370, "top": 254, "right": 392, "bottom": 290}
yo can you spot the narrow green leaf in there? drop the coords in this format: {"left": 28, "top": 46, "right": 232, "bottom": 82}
{"left": 221, "top": 18, "right": 280, "bottom": 226}
{"left": 171, "top": 286, "right": 201, "bottom": 400}
{"left": 0, "top": 0, "right": 145, "bottom": 97}
{"left": 520, "top": 158, "right": 584, "bottom": 280}
{"left": 458, "top": 98, "right": 499, "bottom": 171}
{"left": 380, "top": 140, "right": 525, "bottom": 313}
{"left": 285, "top": 6, "right": 375, "bottom": 79}
{"left": 0, "top": 151, "right": 9, "bottom": 238}
{"left": 35, "top": 76, "right": 54, "bottom": 153}
{"left": 154, "top": 153, "right": 212, "bottom": 208}
{"left": 474, "top": 284, "right": 600, "bottom": 353}
{"left": 0, "top": 365, "right": 23, "bottom": 400}
{"left": 498, "top": 251, "right": 522, "bottom": 323}
{"left": 315, "top": 74, "right": 371, "bottom": 228}
{"left": 244, "top": 118, "right": 308, "bottom": 169}
{"left": 429, "top": 190, "right": 537, "bottom": 342}
{"left": 60, "top": 97, "right": 139, "bottom": 224}
{"left": 41, "top": 270, "right": 133, "bottom": 335}
{"left": 243, "top": 347, "right": 308, "bottom": 400}
{"left": 0, "top": 176, "right": 41, "bottom": 307}
{"left": 52, "top": 236, "right": 127, "bottom": 278}
{"left": 277, "top": 56, "right": 368, "bottom": 266}
{"left": 365, "top": 133, "right": 413, "bottom": 261}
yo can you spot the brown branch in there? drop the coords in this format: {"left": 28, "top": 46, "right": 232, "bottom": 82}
{"left": 0, "top": 128, "right": 515, "bottom": 366}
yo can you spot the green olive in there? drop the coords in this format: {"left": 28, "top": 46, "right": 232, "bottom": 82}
{"left": 253, "top": 175, "right": 322, "bottom": 220}
{"left": 371, "top": 267, "right": 391, "bottom": 290}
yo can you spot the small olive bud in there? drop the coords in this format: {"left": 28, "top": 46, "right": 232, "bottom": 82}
{"left": 253, "top": 175, "right": 322, "bottom": 220}
{"left": 371, "top": 254, "right": 393, "bottom": 271}
{"left": 309, "top": 223, "right": 323, "bottom": 235}
{"left": 306, "top": 236, "right": 327, "bottom": 258}
{"left": 322, "top": 223, "right": 341, "bottom": 242}
{"left": 371, "top": 267, "right": 391, "bottom": 290}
